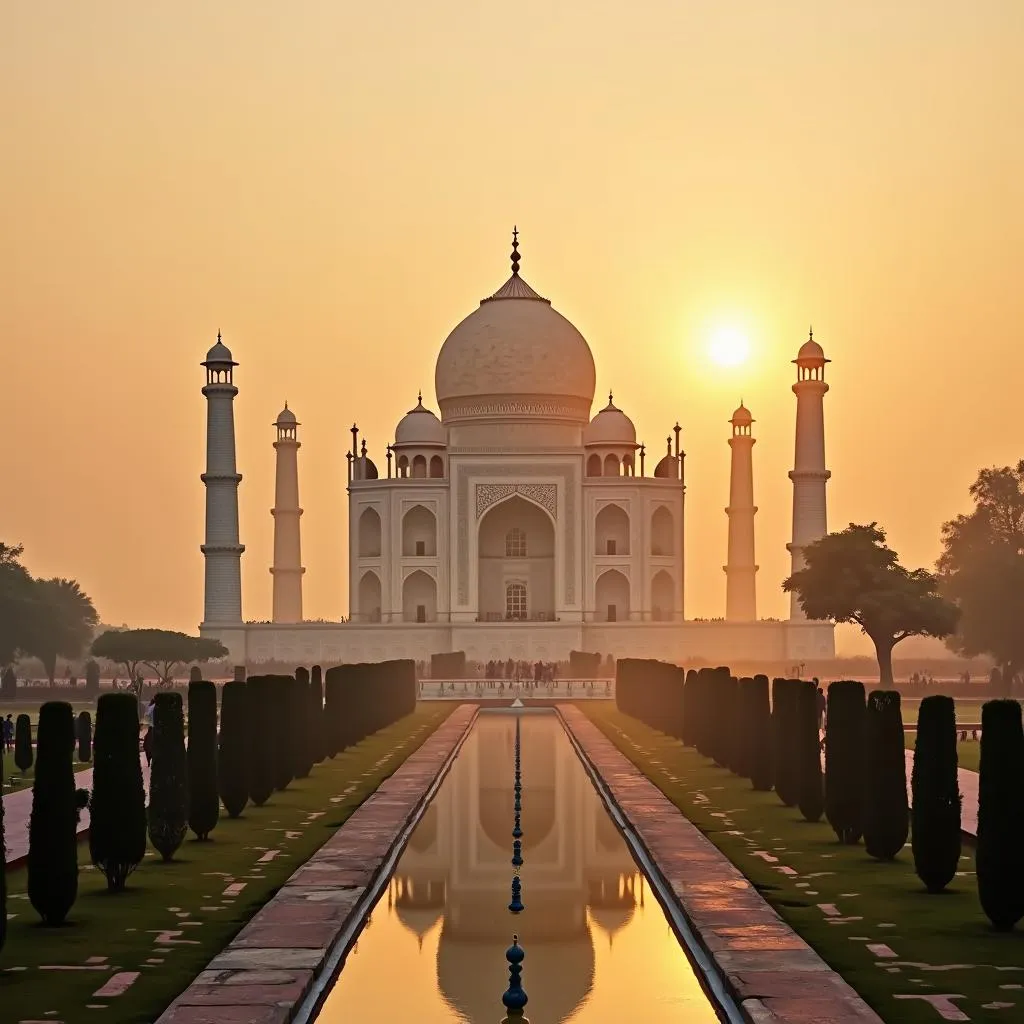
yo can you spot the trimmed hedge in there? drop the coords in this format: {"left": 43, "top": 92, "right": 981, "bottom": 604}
{"left": 294, "top": 668, "right": 313, "bottom": 779}
{"left": 749, "top": 674, "right": 773, "bottom": 792}
{"left": 864, "top": 690, "right": 909, "bottom": 860}
{"left": 431, "top": 651, "right": 467, "bottom": 679}
{"left": 246, "top": 676, "right": 275, "bottom": 807}
{"left": 28, "top": 701, "right": 79, "bottom": 925}
{"left": 76, "top": 711, "right": 92, "bottom": 762}
{"left": 90, "top": 693, "right": 146, "bottom": 891}
{"left": 187, "top": 681, "right": 219, "bottom": 841}
{"left": 218, "top": 678, "right": 249, "bottom": 818}
{"left": 0, "top": 666, "right": 15, "bottom": 699}
{"left": 14, "top": 713, "right": 33, "bottom": 774}
{"left": 825, "top": 680, "right": 866, "bottom": 845}
{"left": 977, "top": 699, "right": 1024, "bottom": 930}
{"left": 324, "top": 659, "right": 417, "bottom": 754}
{"left": 0, "top": 740, "right": 5, "bottom": 952}
{"left": 310, "top": 665, "right": 325, "bottom": 765}
{"left": 797, "top": 681, "right": 824, "bottom": 822}
{"left": 772, "top": 679, "right": 802, "bottom": 808}
{"left": 911, "top": 695, "right": 961, "bottom": 893}
{"left": 273, "top": 675, "right": 295, "bottom": 791}
{"left": 148, "top": 692, "right": 189, "bottom": 862}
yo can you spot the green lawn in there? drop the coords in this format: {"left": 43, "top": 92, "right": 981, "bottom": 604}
{"left": 3, "top": 750, "right": 92, "bottom": 793}
{"left": 902, "top": 734, "right": 979, "bottom": 772}
{"left": 1, "top": 704, "right": 453, "bottom": 1024}
{"left": 583, "top": 704, "right": 1023, "bottom": 1024}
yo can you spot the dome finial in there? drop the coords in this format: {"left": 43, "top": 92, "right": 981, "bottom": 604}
{"left": 808, "top": 325, "right": 814, "bottom": 342}
{"left": 511, "top": 226, "right": 520, "bottom": 276}
{"left": 217, "top": 329, "right": 222, "bottom": 343}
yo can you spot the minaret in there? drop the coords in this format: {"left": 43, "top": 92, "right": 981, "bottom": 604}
{"left": 201, "top": 332, "right": 244, "bottom": 625}
{"left": 724, "top": 403, "right": 757, "bottom": 621}
{"left": 271, "top": 403, "right": 304, "bottom": 623}
{"left": 787, "top": 329, "right": 831, "bottom": 620}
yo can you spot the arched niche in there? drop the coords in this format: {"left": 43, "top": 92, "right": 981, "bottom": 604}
{"left": 358, "top": 570, "right": 382, "bottom": 622}
{"left": 429, "top": 455, "right": 444, "bottom": 478}
{"left": 412, "top": 454, "right": 427, "bottom": 478}
{"left": 650, "top": 506, "right": 674, "bottom": 556}
{"left": 358, "top": 506, "right": 382, "bottom": 558}
{"left": 402, "top": 504, "right": 437, "bottom": 557}
{"left": 402, "top": 569, "right": 437, "bottom": 623}
{"left": 397, "top": 454, "right": 410, "bottom": 479}
{"left": 594, "top": 503, "right": 630, "bottom": 556}
{"left": 651, "top": 570, "right": 674, "bottom": 621}
{"left": 586, "top": 453, "right": 602, "bottom": 477}
{"left": 603, "top": 453, "right": 619, "bottom": 477}
{"left": 595, "top": 569, "right": 630, "bottom": 622}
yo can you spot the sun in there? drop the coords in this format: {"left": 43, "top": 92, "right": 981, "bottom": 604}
{"left": 708, "top": 326, "right": 751, "bottom": 368}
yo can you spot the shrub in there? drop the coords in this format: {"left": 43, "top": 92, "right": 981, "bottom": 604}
{"left": 864, "top": 690, "right": 909, "bottom": 860}
{"left": 218, "top": 679, "right": 249, "bottom": 818}
{"left": 911, "top": 695, "right": 961, "bottom": 892}
{"left": 14, "top": 713, "right": 33, "bottom": 774}
{"left": 797, "top": 682, "right": 824, "bottom": 822}
{"left": 293, "top": 668, "right": 313, "bottom": 779}
{"left": 0, "top": 666, "right": 15, "bottom": 699}
{"left": 772, "top": 679, "right": 800, "bottom": 807}
{"left": 76, "top": 711, "right": 92, "bottom": 762}
{"left": 274, "top": 676, "right": 295, "bottom": 791}
{"left": 749, "top": 675, "right": 773, "bottom": 791}
{"left": 977, "top": 699, "right": 1024, "bottom": 930}
{"left": 85, "top": 659, "right": 101, "bottom": 696}
{"left": 28, "top": 701, "right": 78, "bottom": 924}
{"left": 681, "top": 669, "right": 696, "bottom": 747}
{"left": 825, "top": 680, "right": 866, "bottom": 844}
{"left": 187, "top": 681, "right": 219, "bottom": 840}
{"left": 247, "top": 676, "right": 275, "bottom": 806}
{"left": 89, "top": 693, "right": 146, "bottom": 891}
{"left": 0, "top": 744, "right": 5, "bottom": 952}
{"left": 310, "top": 665, "right": 325, "bottom": 764}
{"left": 147, "top": 692, "right": 189, "bottom": 862}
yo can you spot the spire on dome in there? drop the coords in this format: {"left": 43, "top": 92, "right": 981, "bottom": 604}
{"left": 481, "top": 227, "right": 549, "bottom": 304}
{"left": 808, "top": 325, "right": 814, "bottom": 342}
{"left": 511, "top": 226, "right": 520, "bottom": 276}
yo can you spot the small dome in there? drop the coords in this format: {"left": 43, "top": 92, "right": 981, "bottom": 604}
{"left": 730, "top": 402, "right": 753, "bottom": 426}
{"left": 361, "top": 456, "right": 378, "bottom": 480}
{"left": 275, "top": 403, "right": 297, "bottom": 425}
{"left": 654, "top": 455, "right": 678, "bottom": 479}
{"left": 394, "top": 395, "right": 446, "bottom": 447}
{"left": 795, "top": 329, "right": 828, "bottom": 366}
{"left": 584, "top": 394, "right": 637, "bottom": 447}
{"left": 203, "top": 332, "right": 236, "bottom": 365}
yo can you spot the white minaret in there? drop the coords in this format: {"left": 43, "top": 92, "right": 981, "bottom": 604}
{"left": 787, "top": 329, "right": 831, "bottom": 620}
{"left": 201, "top": 333, "right": 244, "bottom": 625}
{"left": 724, "top": 402, "right": 757, "bottom": 621}
{"left": 271, "top": 403, "right": 304, "bottom": 623}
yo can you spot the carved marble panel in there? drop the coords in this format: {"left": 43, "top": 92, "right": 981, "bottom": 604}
{"left": 475, "top": 483, "right": 558, "bottom": 521}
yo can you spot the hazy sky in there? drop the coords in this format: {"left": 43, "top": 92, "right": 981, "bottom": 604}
{"left": 3, "top": 2, "right": 1022, "bottom": 653}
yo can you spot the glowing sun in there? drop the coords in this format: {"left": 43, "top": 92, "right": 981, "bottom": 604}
{"left": 708, "top": 326, "right": 751, "bottom": 368}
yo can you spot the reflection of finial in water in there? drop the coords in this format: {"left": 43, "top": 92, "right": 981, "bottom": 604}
{"left": 501, "top": 934, "right": 529, "bottom": 1020}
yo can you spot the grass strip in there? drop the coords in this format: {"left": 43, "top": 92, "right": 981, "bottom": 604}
{"left": 582, "top": 703, "right": 1022, "bottom": 1024}
{"left": 0, "top": 704, "right": 452, "bottom": 1024}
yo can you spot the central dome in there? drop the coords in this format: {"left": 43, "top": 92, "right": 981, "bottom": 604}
{"left": 434, "top": 234, "right": 596, "bottom": 426}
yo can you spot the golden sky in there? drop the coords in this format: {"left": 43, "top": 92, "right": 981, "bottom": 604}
{"left": 3, "top": 2, "right": 1022, "bottom": 653}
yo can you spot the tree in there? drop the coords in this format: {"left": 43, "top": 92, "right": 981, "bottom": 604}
{"left": 247, "top": 676, "right": 275, "bottom": 807}
{"left": 0, "top": 747, "right": 5, "bottom": 952}
{"left": 911, "top": 695, "right": 961, "bottom": 893}
{"left": 784, "top": 523, "right": 959, "bottom": 688}
{"left": 797, "top": 682, "right": 824, "bottom": 823}
{"left": 749, "top": 675, "right": 773, "bottom": 792}
{"left": 28, "top": 702, "right": 79, "bottom": 924}
{"left": 84, "top": 659, "right": 100, "bottom": 696}
{"left": 76, "top": 711, "right": 92, "bottom": 762}
{"left": 863, "top": 690, "right": 909, "bottom": 860}
{"left": 976, "top": 699, "right": 1024, "bottom": 930}
{"left": 148, "top": 692, "right": 189, "bottom": 862}
{"left": 825, "top": 680, "right": 866, "bottom": 844}
{"left": 14, "top": 714, "right": 33, "bottom": 775}
{"left": 0, "top": 542, "right": 38, "bottom": 666}
{"left": 90, "top": 693, "right": 146, "bottom": 891}
{"left": 218, "top": 679, "right": 249, "bottom": 818}
{"left": 187, "top": 681, "right": 219, "bottom": 841}
{"left": 772, "top": 679, "right": 801, "bottom": 807}
{"left": 294, "top": 668, "right": 313, "bottom": 779}
{"left": 27, "top": 578, "right": 98, "bottom": 685}
{"left": 92, "top": 629, "right": 228, "bottom": 696}
{"left": 310, "top": 665, "right": 325, "bottom": 765}
{"left": 274, "top": 676, "right": 295, "bottom": 791}
{"left": 938, "top": 462, "right": 1024, "bottom": 689}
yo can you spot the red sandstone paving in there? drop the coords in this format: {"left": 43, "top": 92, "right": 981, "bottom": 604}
{"left": 558, "top": 705, "right": 883, "bottom": 1024}
{"left": 158, "top": 704, "right": 477, "bottom": 1024}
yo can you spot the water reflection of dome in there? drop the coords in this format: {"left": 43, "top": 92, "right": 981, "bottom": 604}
{"left": 589, "top": 873, "right": 638, "bottom": 945}
{"left": 409, "top": 804, "right": 438, "bottom": 853}
{"left": 394, "top": 876, "right": 446, "bottom": 947}
{"left": 437, "top": 925, "right": 595, "bottom": 1024}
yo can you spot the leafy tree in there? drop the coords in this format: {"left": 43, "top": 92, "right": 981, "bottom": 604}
{"left": 938, "top": 462, "right": 1024, "bottom": 689}
{"left": 27, "top": 578, "right": 98, "bottom": 685}
{"left": 148, "top": 692, "right": 189, "bottom": 862}
{"left": 14, "top": 714, "right": 33, "bottom": 774}
{"left": 0, "top": 542, "right": 38, "bottom": 666}
{"left": 784, "top": 523, "right": 959, "bottom": 688}
{"left": 863, "top": 690, "right": 909, "bottom": 860}
{"left": 90, "top": 693, "right": 147, "bottom": 891}
{"left": 28, "top": 702, "right": 78, "bottom": 924}
{"left": 92, "top": 629, "right": 227, "bottom": 696}
{"left": 911, "top": 695, "right": 961, "bottom": 893}
{"left": 187, "top": 681, "right": 219, "bottom": 840}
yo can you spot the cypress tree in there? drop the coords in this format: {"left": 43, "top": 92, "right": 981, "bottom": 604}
{"left": 28, "top": 701, "right": 78, "bottom": 924}
{"left": 90, "top": 693, "right": 146, "bottom": 891}
{"left": 772, "top": 680, "right": 801, "bottom": 807}
{"left": 310, "top": 665, "right": 325, "bottom": 764}
{"left": 749, "top": 675, "right": 773, "bottom": 791}
{"left": 825, "top": 680, "right": 866, "bottom": 844}
{"left": 911, "top": 695, "right": 961, "bottom": 893}
{"left": 0, "top": 665, "right": 15, "bottom": 699}
{"left": 187, "top": 681, "right": 220, "bottom": 840}
{"left": 977, "top": 699, "right": 1024, "bottom": 930}
{"left": 85, "top": 659, "right": 101, "bottom": 696}
{"left": 147, "top": 692, "right": 189, "bottom": 862}
{"left": 76, "top": 710, "right": 92, "bottom": 762}
{"left": 247, "top": 676, "right": 275, "bottom": 806}
{"left": 0, "top": 743, "right": 5, "bottom": 952}
{"left": 294, "top": 668, "right": 313, "bottom": 779}
{"left": 274, "top": 676, "right": 295, "bottom": 791}
{"left": 218, "top": 679, "right": 249, "bottom": 818}
{"left": 864, "top": 690, "right": 909, "bottom": 860}
{"left": 797, "top": 682, "right": 824, "bottom": 822}
{"left": 14, "top": 713, "right": 33, "bottom": 774}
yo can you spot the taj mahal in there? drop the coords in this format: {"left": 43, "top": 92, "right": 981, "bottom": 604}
{"left": 198, "top": 232, "right": 834, "bottom": 668}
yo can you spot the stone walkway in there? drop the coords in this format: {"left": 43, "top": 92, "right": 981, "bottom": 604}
{"left": 158, "top": 704, "right": 477, "bottom": 1024}
{"left": 559, "top": 704, "right": 883, "bottom": 1024}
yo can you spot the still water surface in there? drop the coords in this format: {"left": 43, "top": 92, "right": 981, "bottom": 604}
{"left": 316, "top": 712, "right": 721, "bottom": 1023}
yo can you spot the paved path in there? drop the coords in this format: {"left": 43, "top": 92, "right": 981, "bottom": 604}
{"left": 3, "top": 763, "right": 151, "bottom": 866}
{"left": 904, "top": 749, "right": 978, "bottom": 836}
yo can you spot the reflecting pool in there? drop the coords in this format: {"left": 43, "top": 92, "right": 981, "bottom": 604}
{"left": 315, "top": 712, "right": 722, "bottom": 1023}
